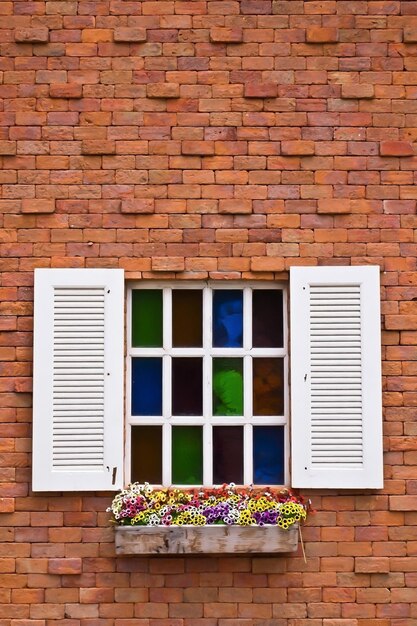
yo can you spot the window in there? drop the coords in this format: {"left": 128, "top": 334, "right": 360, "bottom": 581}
{"left": 127, "top": 283, "right": 288, "bottom": 487}
{"left": 32, "top": 266, "right": 383, "bottom": 492}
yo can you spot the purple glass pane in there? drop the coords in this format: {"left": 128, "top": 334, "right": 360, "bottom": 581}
{"left": 213, "top": 426, "right": 243, "bottom": 485}
{"left": 252, "top": 289, "right": 283, "bottom": 348}
{"left": 172, "top": 357, "right": 203, "bottom": 416}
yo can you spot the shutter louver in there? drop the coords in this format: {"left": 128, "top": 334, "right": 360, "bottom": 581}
{"left": 52, "top": 287, "right": 106, "bottom": 470}
{"left": 33, "top": 269, "right": 124, "bottom": 491}
{"left": 290, "top": 266, "right": 383, "bottom": 489}
{"left": 310, "top": 284, "right": 363, "bottom": 467}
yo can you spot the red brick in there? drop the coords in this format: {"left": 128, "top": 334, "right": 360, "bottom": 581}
{"left": 50, "top": 84, "right": 83, "bottom": 99}
{"left": 251, "top": 257, "right": 285, "bottom": 271}
{"left": 281, "top": 141, "right": 315, "bottom": 156}
{"left": 182, "top": 141, "right": 215, "bottom": 156}
{"left": 306, "top": 27, "right": 339, "bottom": 43}
{"left": 152, "top": 257, "right": 185, "bottom": 271}
{"left": 341, "top": 84, "right": 375, "bottom": 99}
{"left": 218, "top": 200, "right": 252, "bottom": 214}
{"left": 380, "top": 141, "right": 414, "bottom": 157}
{"left": 0, "top": 498, "right": 15, "bottom": 513}
{"left": 404, "top": 28, "right": 417, "bottom": 43}
{"left": 21, "top": 200, "right": 55, "bottom": 214}
{"left": 147, "top": 83, "right": 180, "bottom": 99}
{"left": 14, "top": 28, "right": 49, "bottom": 43}
{"left": 390, "top": 496, "right": 417, "bottom": 511}
{"left": 240, "top": 0, "right": 271, "bottom": 13}
{"left": 210, "top": 28, "right": 243, "bottom": 43}
{"left": 81, "top": 141, "right": 116, "bottom": 155}
{"left": 121, "top": 199, "right": 155, "bottom": 214}
{"left": 0, "top": 142, "right": 16, "bottom": 155}
{"left": 318, "top": 199, "right": 352, "bottom": 214}
{"left": 355, "top": 558, "right": 390, "bottom": 574}
{"left": 48, "top": 559, "right": 82, "bottom": 575}
{"left": 244, "top": 83, "right": 278, "bottom": 98}
{"left": 82, "top": 29, "right": 113, "bottom": 43}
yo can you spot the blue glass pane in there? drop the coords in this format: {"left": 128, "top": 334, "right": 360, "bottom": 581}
{"left": 253, "top": 426, "right": 284, "bottom": 485}
{"left": 131, "top": 357, "right": 162, "bottom": 416}
{"left": 213, "top": 290, "right": 243, "bottom": 348}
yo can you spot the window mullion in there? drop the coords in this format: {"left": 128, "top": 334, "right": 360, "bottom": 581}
{"left": 163, "top": 421, "right": 171, "bottom": 486}
{"left": 244, "top": 423, "right": 253, "bottom": 485}
{"left": 203, "top": 353, "right": 212, "bottom": 485}
{"left": 203, "top": 421, "right": 212, "bottom": 487}
{"left": 163, "top": 288, "right": 172, "bottom": 487}
{"left": 203, "top": 286, "right": 212, "bottom": 486}
{"left": 243, "top": 286, "right": 251, "bottom": 351}
{"left": 163, "top": 287, "right": 171, "bottom": 351}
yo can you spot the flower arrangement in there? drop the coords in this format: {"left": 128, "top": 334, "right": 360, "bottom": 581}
{"left": 108, "top": 483, "right": 308, "bottom": 529}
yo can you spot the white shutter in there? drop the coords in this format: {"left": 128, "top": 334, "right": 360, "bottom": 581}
{"left": 32, "top": 268, "right": 124, "bottom": 491}
{"left": 290, "top": 266, "right": 383, "bottom": 489}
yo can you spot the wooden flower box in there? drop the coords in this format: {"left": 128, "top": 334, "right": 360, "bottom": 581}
{"left": 114, "top": 524, "right": 299, "bottom": 555}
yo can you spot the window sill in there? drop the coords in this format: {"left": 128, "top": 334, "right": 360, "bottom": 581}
{"left": 114, "top": 524, "right": 299, "bottom": 555}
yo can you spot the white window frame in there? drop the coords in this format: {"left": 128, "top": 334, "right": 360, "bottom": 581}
{"left": 126, "top": 281, "right": 289, "bottom": 487}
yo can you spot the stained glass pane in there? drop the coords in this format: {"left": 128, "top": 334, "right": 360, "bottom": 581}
{"left": 253, "top": 358, "right": 284, "bottom": 416}
{"left": 213, "top": 426, "right": 243, "bottom": 485}
{"left": 172, "top": 289, "right": 202, "bottom": 347}
{"left": 213, "top": 290, "right": 243, "bottom": 348}
{"left": 253, "top": 426, "right": 284, "bottom": 485}
{"left": 131, "top": 426, "right": 162, "bottom": 484}
{"left": 131, "top": 357, "right": 162, "bottom": 416}
{"left": 172, "top": 426, "right": 203, "bottom": 485}
{"left": 132, "top": 289, "right": 163, "bottom": 347}
{"left": 213, "top": 358, "right": 243, "bottom": 416}
{"left": 172, "top": 357, "right": 203, "bottom": 415}
{"left": 252, "top": 290, "right": 283, "bottom": 348}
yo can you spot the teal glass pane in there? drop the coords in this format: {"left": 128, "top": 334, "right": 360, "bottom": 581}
{"left": 253, "top": 426, "right": 284, "bottom": 485}
{"left": 252, "top": 289, "right": 283, "bottom": 348}
{"left": 213, "top": 290, "right": 243, "bottom": 348}
{"left": 172, "top": 289, "right": 202, "bottom": 347}
{"left": 132, "top": 289, "right": 162, "bottom": 347}
{"left": 131, "top": 357, "right": 162, "bottom": 416}
{"left": 253, "top": 357, "right": 284, "bottom": 416}
{"left": 172, "top": 426, "right": 203, "bottom": 485}
{"left": 131, "top": 426, "right": 162, "bottom": 484}
{"left": 213, "top": 358, "right": 244, "bottom": 416}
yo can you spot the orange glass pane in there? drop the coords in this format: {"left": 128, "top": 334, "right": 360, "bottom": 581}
{"left": 172, "top": 290, "right": 202, "bottom": 347}
{"left": 253, "top": 358, "right": 284, "bottom": 416}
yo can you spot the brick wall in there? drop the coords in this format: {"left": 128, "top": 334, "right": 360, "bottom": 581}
{"left": 1, "top": 0, "right": 417, "bottom": 624}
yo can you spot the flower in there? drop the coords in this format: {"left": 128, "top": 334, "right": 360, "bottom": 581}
{"left": 108, "top": 483, "right": 308, "bottom": 529}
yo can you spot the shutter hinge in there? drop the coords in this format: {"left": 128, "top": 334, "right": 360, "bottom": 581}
{"left": 106, "top": 466, "right": 118, "bottom": 485}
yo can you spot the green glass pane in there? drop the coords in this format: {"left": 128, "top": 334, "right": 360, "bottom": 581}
{"left": 131, "top": 426, "right": 162, "bottom": 484}
{"left": 172, "top": 426, "right": 203, "bottom": 485}
{"left": 172, "top": 289, "right": 202, "bottom": 347}
{"left": 132, "top": 289, "right": 163, "bottom": 347}
{"left": 213, "top": 358, "right": 244, "bottom": 416}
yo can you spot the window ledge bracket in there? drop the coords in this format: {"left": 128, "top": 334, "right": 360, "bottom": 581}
{"left": 114, "top": 524, "right": 299, "bottom": 555}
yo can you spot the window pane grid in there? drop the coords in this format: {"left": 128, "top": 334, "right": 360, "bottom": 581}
{"left": 128, "top": 282, "right": 287, "bottom": 486}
